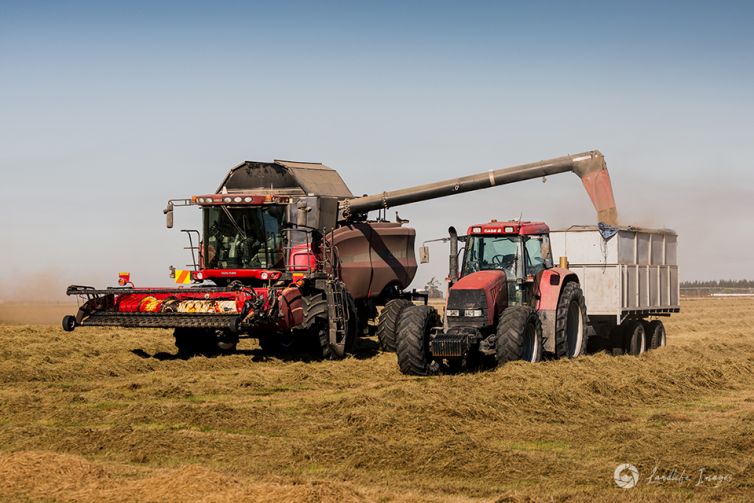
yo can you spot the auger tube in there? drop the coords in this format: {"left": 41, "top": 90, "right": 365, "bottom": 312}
{"left": 341, "top": 150, "right": 618, "bottom": 225}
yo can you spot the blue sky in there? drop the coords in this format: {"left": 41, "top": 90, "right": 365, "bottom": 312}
{"left": 1, "top": 1, "right": 753, "bottom": 298}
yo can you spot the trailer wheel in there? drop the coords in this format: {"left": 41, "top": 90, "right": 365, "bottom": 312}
{"left": 377, "top": 299, "right": 412, "bottom": 352}
{"left": 624, "top": 320, "right": 646, "bottom": 356}
{"left": 396, "top": 305, "right": 440, "bottom": 376}
{"left": 647, "top": 320, "right": 666, "bottom": 350}
{"left": 554, "top": 282, "right": 588, "bottom": 358}
{"left": 495, "top": 305, "right": 542, "bottom": 366}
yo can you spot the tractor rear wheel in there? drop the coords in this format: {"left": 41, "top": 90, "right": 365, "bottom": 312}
{"left": 554, "top": 282, "right": 588, "bottom": 358}
{"left": 495, "top": 306, "right": 543, "bottom": 366}
{"left": 647, "top": 320, "right": 666, "bottom": 350}
{"left": 624, "top": 320, "right": 646, "bottom": 356}
{"left": 377, "top": 298, "right": 412, "bottom": 352}
{"left": 396, "top": 305, "right": 440, "bottom": 376}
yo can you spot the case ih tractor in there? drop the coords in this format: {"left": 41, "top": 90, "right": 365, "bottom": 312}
{"left": 63, "top": 151, "right": 618, "bottom": 360}
{"left": 395, "top": 221, "right": 587, "bottom": 375}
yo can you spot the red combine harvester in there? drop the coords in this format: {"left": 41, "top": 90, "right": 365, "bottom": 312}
{"left": 63, "top": 151, "right": 618, "bottom": 359}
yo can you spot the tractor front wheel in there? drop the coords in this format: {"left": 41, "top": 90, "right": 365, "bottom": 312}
{"left": 495, "top": 306, "right": 543, "bottom": 366}
{"left": 396, "top": 305, "right": 440, "bottom": 376}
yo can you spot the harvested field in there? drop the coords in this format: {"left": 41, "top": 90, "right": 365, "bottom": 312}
{"left": 0, "top": 297, "right": 753, "bottom": 502}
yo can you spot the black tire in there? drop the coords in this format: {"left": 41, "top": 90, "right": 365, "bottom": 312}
{"left": 495, "top": 306, "right": 543, "bottom": 366}
{"left": 554, "top": 282, "right": 588, "bottom": 358}
{"left": 624, "top": 320, "right": 646, "bottom": 356}
{"left": 301, "top": 293, "right": 332, "bottom": 359}
{"left": 62, "top": 315, "right": 76, "bottom": 332}
{"left": 396, "top": 305, "right": 440, "bottom": 376}
{"left": 377, "top": 299, "right": 412, "bottom": 352}
{"left": 327, "top": 292, "right": 358, "bottom": 359}
{"left": 647, "top": 320, "right": 666, "bottom": 350}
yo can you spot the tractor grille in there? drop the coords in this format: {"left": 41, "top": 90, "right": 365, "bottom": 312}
{"left": 431, "top": 333, "right": 471, "bottom": 358}
{"left": 82, "top": 312, "right": 239, "bottom": 329}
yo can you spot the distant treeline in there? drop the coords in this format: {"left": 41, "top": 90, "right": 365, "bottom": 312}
{"left": 681, "top": 279, "right": 754, "bottom": 288}
{"left": 680, "top": 279, "right": 754, "bottom": 296}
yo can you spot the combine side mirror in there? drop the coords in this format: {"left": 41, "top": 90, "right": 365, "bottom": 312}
{"left": 419, "top": 245, "right": 430, "bottom": 264}
{"left": 164, "top": 202, "right": 174, "bottom": 229}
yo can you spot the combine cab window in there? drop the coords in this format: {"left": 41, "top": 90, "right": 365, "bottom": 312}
{"left": 462, "top": 236, "right": 521, "bottom": 278}
{"left": 204, "top": 205, "right": 286, "bottom": 270}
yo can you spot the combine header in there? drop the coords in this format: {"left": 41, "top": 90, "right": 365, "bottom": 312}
{"left": 63, "top": 151, "right": 618, "bottom": 358}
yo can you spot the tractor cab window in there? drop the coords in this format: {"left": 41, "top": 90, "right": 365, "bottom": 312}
{"left": 204, "top": 205, "right": 286, "bottom": 270}
{"left": 524, "top": 235, "right": 552, "bottom": 276}
{"left": 461, "top": 236, "right": 521, "bottom": 279}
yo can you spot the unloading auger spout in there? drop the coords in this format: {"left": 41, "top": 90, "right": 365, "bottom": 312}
{"left": 340, "top": 150, "right": 618, "bottom": 226}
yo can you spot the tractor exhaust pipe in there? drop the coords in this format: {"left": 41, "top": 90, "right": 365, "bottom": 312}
{"left": 448, "top": 226, "right": 459, "bottom": 284}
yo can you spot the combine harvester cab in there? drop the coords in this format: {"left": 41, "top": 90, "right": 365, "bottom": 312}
{"left": 64, "top": 160, "right": 420, "bottom": 358}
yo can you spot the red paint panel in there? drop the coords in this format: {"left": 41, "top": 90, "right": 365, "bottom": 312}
{"left": 200, "top": 269, "right": 282, "bottom": 281}
{"left": 537, "top": 268, "right": 578, "bottom": 311}
{"left": 450, "top": 270, "right": 506, "bottom": 326}
{"left": 467, "top": 221, "right": 550, "bottom": 236}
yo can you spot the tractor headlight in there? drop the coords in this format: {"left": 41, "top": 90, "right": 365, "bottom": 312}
{"left": 446, "top": 309, "right": 460, "bottom": 317}
{"left": 464, "top": 309, "right": 483, "bottom": 317}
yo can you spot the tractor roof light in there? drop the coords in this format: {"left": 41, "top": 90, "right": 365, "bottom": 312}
{"left": 504, "top": 226, "right": 515, "bottom": 233}
{"left": 472, "top": 227, "right": 482, "bottom": 233}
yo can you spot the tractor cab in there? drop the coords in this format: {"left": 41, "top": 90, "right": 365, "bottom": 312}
{"left": 459, "top": 221, "right": 554, "bottom": 305}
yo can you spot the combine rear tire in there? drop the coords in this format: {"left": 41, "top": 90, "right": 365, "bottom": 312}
{"left": 377, "top": 299, "right": 412, "bottom": 352}
{"left": 396, "top": 305, "right": 440, "bottom": 376}
{"left": 647, "top": 320, "right": 666, "bottom": 350}
{"left": 624, "top": 320, "right": 646, "bottom": 356}
{"left": 495, "top": 306, "right": 543, "bottom": 366}
{"left": 554, "top": 282, "right": 588, "bottom": 358}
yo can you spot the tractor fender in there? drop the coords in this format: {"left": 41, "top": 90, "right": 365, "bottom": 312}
{"left": 536, "top": 268, "right": 579, "bottom": 352}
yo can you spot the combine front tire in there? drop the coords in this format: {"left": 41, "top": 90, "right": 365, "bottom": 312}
{"left": 396, "top": 305, "right": 440, "bottom": 376}
{"left": 377, "top": 299, "right": 412, "bottom": 352}
{"left": 554, "top": 282, "right": 588, "bottom": 358}
{"left": 495, "top": 306, "right": 543, "bottom": 366}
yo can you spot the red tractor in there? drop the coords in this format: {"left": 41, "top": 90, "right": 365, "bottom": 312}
{"left": 395, "top": 220, "right": 587, "bottom": 375}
